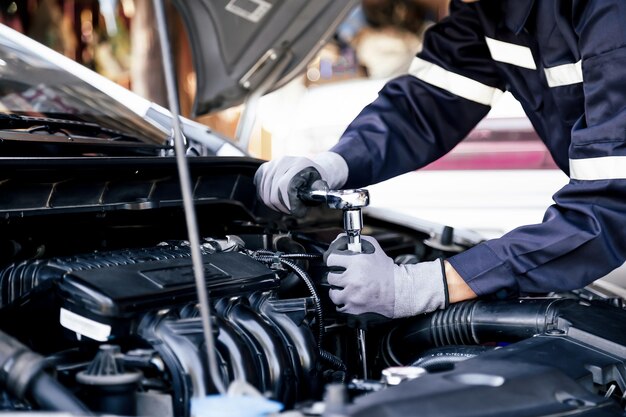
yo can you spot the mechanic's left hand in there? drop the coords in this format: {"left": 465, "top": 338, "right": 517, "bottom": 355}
{"left": 324, "top": 235, "right": 449, "bottom": 318}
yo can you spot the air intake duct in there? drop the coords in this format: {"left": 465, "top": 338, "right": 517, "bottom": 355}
{"left": 383, "top": 298, "right": 626, "bottom": 366}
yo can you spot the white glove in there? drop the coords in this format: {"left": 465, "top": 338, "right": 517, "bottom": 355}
{"left": 254, "top": 152, "right": 348, "bottom": 217}
{"left": 325, "top": 235, "right": 448, "bottom": 318}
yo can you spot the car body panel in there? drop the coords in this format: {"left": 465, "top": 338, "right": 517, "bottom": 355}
{"left": 173, "top": 0, "right": 358, "bottom": 115}
{"left": 0, "top": 24, "right": 246, "bottom": 158}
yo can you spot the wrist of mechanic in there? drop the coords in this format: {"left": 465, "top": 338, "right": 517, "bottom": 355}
{"left": 444, "top": 260, "right": 476, "bottom": 303}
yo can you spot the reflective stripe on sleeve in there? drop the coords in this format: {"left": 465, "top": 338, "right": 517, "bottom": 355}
{"left": 544, "top": 60, "right": 583, "bottom": 87}
{"left": 485, "top": 37, "right": 537, "bottom": 70}
{"left": 570, "top": 156, "right": 626, "bottom": 180}
{"left": 408, "top": 57, "right": 504, "bottom": 106}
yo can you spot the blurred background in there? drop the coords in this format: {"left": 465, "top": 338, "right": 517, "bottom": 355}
{"left": 0, "top": 0, "right": 568, "bottom": 237}
{"left": 0, "top": 0, "right": 448, "bottom": 157}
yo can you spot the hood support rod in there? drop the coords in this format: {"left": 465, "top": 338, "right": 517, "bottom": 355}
{"left": 235, "top": 49, "right": 292, "bottom": 151}
{"left": 153, "top": 0, "right": 225, "bottom": 395}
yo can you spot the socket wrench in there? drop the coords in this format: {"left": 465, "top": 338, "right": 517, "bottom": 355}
{"left": 299, "top": 180, "right": 371, "bottom": 378}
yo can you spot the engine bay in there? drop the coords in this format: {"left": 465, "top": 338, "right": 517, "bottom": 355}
{"left": 0, "top": 157, "right": 625, "bottom": 417}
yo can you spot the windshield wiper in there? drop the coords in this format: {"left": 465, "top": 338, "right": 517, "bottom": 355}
{"left": 0, "top": 113, "right": 155, "bottom": 145}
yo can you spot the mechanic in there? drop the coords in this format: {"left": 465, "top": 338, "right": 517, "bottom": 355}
{"left": 255, "top": 0, "right": 626, "bottom": 319}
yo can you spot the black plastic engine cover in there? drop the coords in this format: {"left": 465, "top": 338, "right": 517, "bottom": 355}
{"left": 58, "top": 251, "right": 278, "bottom": 319}
{"left": 32, "top": 249, "right": 280, "bottom": 342}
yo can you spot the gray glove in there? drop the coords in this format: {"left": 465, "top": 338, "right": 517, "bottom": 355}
{"left": 325, "top": 235, "right": 448, "bottom": 318}
{"left": 254, "top": 152, "right": 348, "bottom": 217}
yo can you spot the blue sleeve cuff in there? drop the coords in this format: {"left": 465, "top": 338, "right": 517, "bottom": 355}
{"left": 448, "top": 243, "right": 519, "bottom": 297}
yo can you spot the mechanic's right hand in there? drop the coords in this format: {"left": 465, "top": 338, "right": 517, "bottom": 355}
{"left": 254, "top": 152, "right": 348, "bottom": 217}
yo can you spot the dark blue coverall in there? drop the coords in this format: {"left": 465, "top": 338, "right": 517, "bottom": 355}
{"left": 330, "top": 0, "right": 626, "bottom": 297}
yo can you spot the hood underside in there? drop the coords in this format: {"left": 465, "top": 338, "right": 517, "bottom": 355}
{"left": 172, "top": 0, "right": 358, "bottom": 116}
{"left": 0, "top": 156, "right": 262, "bottom": 218}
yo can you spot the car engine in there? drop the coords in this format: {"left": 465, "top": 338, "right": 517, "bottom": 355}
{"left": 0, "top": 238, "right": 325, "bottom": 415}
{"left": 0, "top": 158, "right": 625, "bottom": 417}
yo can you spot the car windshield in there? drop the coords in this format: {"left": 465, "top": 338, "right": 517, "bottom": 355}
{"left": 0, "top": 32, "right": 168, "bottom": 146}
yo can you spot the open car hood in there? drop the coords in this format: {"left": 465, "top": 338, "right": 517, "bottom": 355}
{"left": 172, "top": 0, "right": 358, "bottom": 116}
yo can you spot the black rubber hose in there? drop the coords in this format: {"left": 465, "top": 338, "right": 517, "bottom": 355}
{"left": 319, "top": 349, "right": 348, "bottom": 373}
{"left": 384, "top": 298, "right": 575, "bottom": 365}
{"left": 29, "top": 373, "right": 92, "bottom": 414}
{"left": 0, "top": 329, "right": 91, "bottom": 414}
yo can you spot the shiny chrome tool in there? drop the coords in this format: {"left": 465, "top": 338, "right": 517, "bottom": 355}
{"left": 299, "top": 180, "right": 370, "bottom": 252}
{"left": 299, "top": 179, "right": 371, "bottom": 377}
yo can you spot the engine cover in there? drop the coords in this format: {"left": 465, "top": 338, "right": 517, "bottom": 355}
{"left": 57, "top": 250, "right": 278, "bottom": 340}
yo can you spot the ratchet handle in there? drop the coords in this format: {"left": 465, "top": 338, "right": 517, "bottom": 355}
{"left": 297, "top": 178, "right": 329, "bottom": 205}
